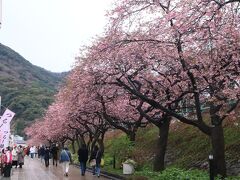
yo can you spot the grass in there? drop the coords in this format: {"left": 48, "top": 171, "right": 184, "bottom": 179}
{"left": 102, "top": 118, "right": 240, "bottom": 179}
{"left": 67, "top": 116, "right": 240, "bottom": 179}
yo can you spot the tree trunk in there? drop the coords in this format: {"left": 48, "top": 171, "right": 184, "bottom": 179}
{"left": 153, "top": 117, "right": 170, "bottom": 171}
{"left": 76, "top": 136, "right": 80, "bottom": 149}
{"left": 71, "top": 140, "right": 76, "bottom": 154}
{"left": 61, "top": 142, "right": 65, "bottom": 149}
{"left": 79, "top": 135, "right": 86, "bottom": 147}
{"left": 98, "top": 139, "right": 105, "bottom": 153}
{"left": 87, "top": 139, "right": 92, "bottom": 152}
{"left": 128, "top": 132, "right": 136, "bottom": 142}
{"left": 211, "top": 124, "right": 226, "bottom": 177}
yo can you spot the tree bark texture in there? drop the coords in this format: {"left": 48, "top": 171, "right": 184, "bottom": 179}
{"left": 153, "top": 118, "right": 171, "bottom": 171}
{"left": 128, "top": 132, "right": 136, "bottom": 142}
{"left": 211, "top": 124, "right": 226, "bottom": 177}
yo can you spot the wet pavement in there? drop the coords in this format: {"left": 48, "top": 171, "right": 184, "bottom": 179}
{"left": 0, "top": 156, "right": 110, "bottom": 180}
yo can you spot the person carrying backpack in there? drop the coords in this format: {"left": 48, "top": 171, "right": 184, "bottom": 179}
{"left": 60, "top": 146, "right": 72, "bottom": 177}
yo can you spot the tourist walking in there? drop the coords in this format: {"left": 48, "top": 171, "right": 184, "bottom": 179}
{"left": 77, "top": 144, "right": 88, "bottom": 176}
{"left": 17, "top": 145, "right": 24, "bottom": 168}
{"left": 95, "top": 146, "right": 103, "bottom": 177}
{"left": 12, "top": 146, "right": 18, "bottom": 168}
{"left": 30, "top": 146, "right": 35, "bottom": 159}
{"left": 44, "top": 146, "right": 50, "bottom": 167}
{"left": 51, "top": 143, "right": 59, "bottom": 166}
{"left": 3, "top": 146, "right": 13, "bottom": 177}
{"left": 34, "top": 146, "right": 38, "bottom": 158}
{"left": 25, "top": 146, "right": 30, "bottom": 156}
{"left": 39, "top": 145, "right": 45, "bottom": 163}
{"left": 89, "top": 145, "right": 98, "bottom": 176}
{"left": 0, "top": 149, "right": 6, "bottom": 175}
{"left": 60, "top": 146, "right": 72, "bottom": 177}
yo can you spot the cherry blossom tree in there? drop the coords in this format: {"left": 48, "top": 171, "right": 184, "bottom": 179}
{"left": 25, "top": 0, "right": 239, "bottom": 176}
{"left": 102, "top": 0, "right": 240, "bottom": 176}
{"left": 62, "top": 66, "right": 112, "bottom": 152}
{"left": 25, "top": 88, "right": 76, "bottom": 148}
{"left": 74, "top": 32, "right": 193, "bottom": 171}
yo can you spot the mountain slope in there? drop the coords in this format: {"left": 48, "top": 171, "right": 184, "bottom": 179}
{"left": 0, "top": 43, "right": 66, "bottom": 135}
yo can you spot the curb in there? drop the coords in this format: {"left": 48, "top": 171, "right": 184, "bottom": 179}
{"left": 73, "top": 164, "right": 126, "bottom": 180}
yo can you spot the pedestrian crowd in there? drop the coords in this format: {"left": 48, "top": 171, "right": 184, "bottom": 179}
{"left": 0, "top": 145, "right": 25, "bottom": 177}
{"left": 38, "top": 143, "right": 104, "bottom": 178}
{"left": 0, "top": 143, "right": 104, "bottom": 178}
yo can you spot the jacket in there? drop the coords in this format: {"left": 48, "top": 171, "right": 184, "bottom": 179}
{"left": 78, "top": 148, "right": 88, "bottom": 162}
{"left": 60, "top": 149, "right": 71, "bottom": 162}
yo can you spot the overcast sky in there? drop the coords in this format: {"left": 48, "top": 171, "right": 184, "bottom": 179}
{"left": 0, "top": 0, "right": 113, "bottom": 72}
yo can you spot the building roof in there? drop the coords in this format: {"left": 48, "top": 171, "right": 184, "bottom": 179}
{"left": 14, "top": 139, "right": 26, "bottom": 145}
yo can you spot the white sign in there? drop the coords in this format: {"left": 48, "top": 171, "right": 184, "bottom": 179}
{"left": 0, "top": 109, "right": 15, "bottom": 149}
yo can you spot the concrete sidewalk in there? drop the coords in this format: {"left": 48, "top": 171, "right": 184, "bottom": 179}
{"left": 0, "top": 156, "right": 110, "bottom": 180}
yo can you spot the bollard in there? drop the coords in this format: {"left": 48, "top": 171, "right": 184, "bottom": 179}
{"left": 209, "top": 154, "right": 214, "bottom": 180}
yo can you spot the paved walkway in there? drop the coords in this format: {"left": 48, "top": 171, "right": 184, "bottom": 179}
{"left": 0, "top": 156, "right": 110, "bottom": 180}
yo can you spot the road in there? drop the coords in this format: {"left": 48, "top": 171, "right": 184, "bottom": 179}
{"left": 0, "top": 156, "right": 110, "bottom": 180}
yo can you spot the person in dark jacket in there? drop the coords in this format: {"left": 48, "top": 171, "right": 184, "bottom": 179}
{"left": 51, "top": 144, "right": 59, "bottom": 166}
{"left": 44, "top": 147, "right": 50, "bottom": 167}
{"left": 77, "top": 144, "right": 88, "bottom": 176}
{"left": 89, "top": 145, "right": 102, "bottom": 177}
{"left": 95, "top": 147, "right": 103, "bottom": 177}
{"left": 89, "top": 145, "right": 98, "bottom": 175}
{"left": 39, "top": 145, "right": 45, "bottom": 163}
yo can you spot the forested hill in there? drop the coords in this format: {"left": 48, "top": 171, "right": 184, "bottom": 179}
{"left": 0, "top": 43, "right": 67, "bottom": 135}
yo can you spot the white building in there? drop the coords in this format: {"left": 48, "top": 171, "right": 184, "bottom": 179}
{"left": 10, "top": 135, "right": 27, "bottom": 147}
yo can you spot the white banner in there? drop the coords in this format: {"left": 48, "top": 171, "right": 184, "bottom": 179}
{"left": 0, "top": 109, "right": 15, "bottom": 149}
{"left": 0, "top": 0, "right": 2, "bottom": 28}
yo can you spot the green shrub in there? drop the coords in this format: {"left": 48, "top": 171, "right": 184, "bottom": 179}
{"left": 134, "top": 168, "right": 224, "bottom": 180}
{"left": 106, "top": 135, "right": 135, "bottom": 168}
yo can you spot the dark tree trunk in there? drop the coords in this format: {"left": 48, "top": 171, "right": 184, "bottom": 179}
{"left": 48, "top": 140, "right": 53, "bottom": 147}
{"left": 87, "top": 136, "right": 92, "bottom": 150}
{"left": 76, "top": 136, "right": 80, "bottom": 148}
{"left": 153, "top": 117, "right": 171, "bottom": 171}
{"left": 128, "top": 132, "right": 136, "bottom": 142}
{"left": 211, "top": 124, "right": 226, "bottom": 177}
{"left": 79, "top": 135, "right": 86, "bottom": 147}
{"left": 98, "top": 139, "right": 105, "bottom": 153}
{"left": 61, "top": 142, "right": 65, "bottom": 149}
{"left": 71, "top": 140, "right": 76, "bottom": 154}
{"left": 91, "top": 139, "right": 97, "bottom": 152}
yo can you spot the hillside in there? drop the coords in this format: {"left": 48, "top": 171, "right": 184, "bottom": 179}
{"left": 0, "top": 43, "right": 66, "bottom": 135}
{"left": 103, "top": 119, "right": 240, "bottom": 179}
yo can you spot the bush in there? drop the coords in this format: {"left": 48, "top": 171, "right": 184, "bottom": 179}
{"left": 106, "top": 135, "right": 135, "bottom": 168}
{"left": 134, "top": 168, "right": 221, "bottom": 180}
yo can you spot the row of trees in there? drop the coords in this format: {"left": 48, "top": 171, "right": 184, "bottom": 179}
{"left": 25, "top": 0, "right": 240, "bottom": 177}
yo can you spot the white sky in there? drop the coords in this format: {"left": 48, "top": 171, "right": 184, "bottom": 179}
{"left": 0, "top": 0, "right": 113, "bottom": 72}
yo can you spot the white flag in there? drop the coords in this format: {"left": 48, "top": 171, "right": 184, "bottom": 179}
{"left": 0, "top": 109, "right": 15, "bottom": 149}
{"left": 0, "top": 0, "right": 2, "bottom": 28}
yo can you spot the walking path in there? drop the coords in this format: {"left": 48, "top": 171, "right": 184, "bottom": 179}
{"left": 0, "top": 156, "right": 110, "bottom": 180}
